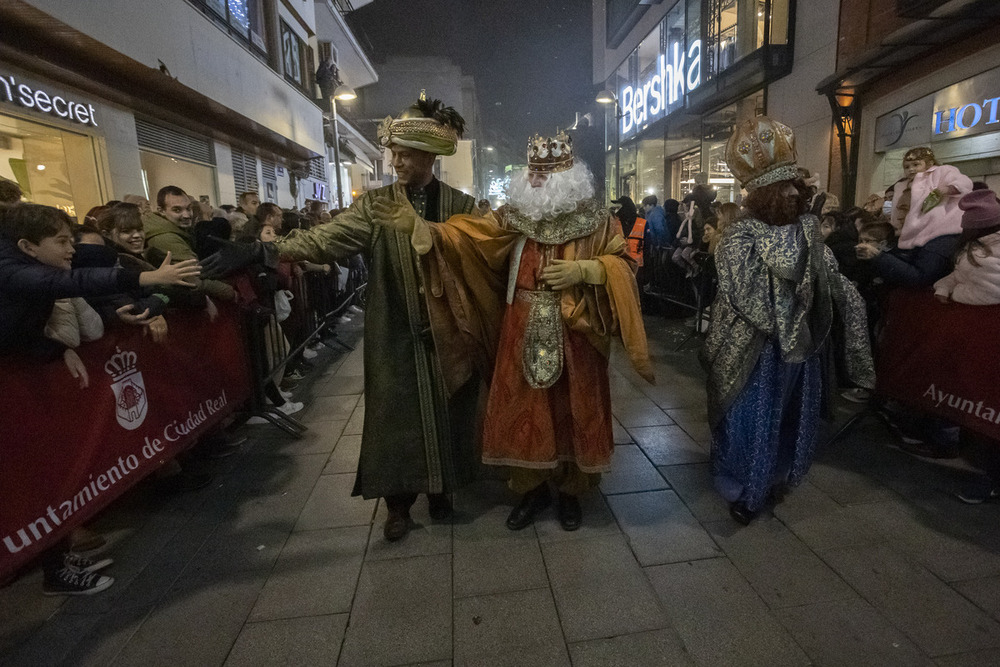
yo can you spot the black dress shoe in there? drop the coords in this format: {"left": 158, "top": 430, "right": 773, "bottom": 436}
{"left": 427, "top": 493, "right": 453, "bottom": 520}
{"left": 729, "top": 501, "right": 756, "bottom": 526}
{"left": 557, "top": 492, "right": 582, "bottom": 531}
{"left": 383, "top": 511, "right": 411, "bottom": 542}
{"left": 506, "top": 484, "right": 551, "bottom": 531}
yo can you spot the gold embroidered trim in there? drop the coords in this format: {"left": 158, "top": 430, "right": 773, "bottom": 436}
{"left": 517, "top": 289, "right": 563, "bottom": 389}
{"left": 506, "top": 199, "right": 604, "bottom": 244}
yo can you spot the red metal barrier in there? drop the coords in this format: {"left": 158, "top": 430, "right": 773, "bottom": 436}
{"left": 0, "top": 305, "right": 251, "bottom": 579}
{"left": 875, "top": 289, "right": 1000, "bottom": 441}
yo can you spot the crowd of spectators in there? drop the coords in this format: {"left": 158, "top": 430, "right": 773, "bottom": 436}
{"left": 0, "top": 178, "right": 364, "bottom": 596}
{"left": 615, "top": 146, "right": 1000, "bottom": 481}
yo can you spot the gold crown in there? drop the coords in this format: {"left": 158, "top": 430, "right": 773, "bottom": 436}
{"left": 724, "top": 116, "right": 798, "bottom": 191}
{"left": 527, "top": 131, "right": 574, "bottom": 173}
{"left": 104, "top": 347, "right": 137, "bottom": 380}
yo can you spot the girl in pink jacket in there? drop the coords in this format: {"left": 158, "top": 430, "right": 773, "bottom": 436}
{"left": 934, "top": 188, "right": 1000, "bottom": 306}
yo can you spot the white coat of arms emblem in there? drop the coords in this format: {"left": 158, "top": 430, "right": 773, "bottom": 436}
{"left": 105, "top": 347, "right": 147, "bottom": 430}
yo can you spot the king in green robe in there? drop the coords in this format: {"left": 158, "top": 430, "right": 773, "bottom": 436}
{"left": 273, "top": 98, "right": 478, "bottom": 541}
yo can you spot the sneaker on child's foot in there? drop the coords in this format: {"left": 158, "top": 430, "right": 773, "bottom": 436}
{"left": 349, "top": 305, "right": 363, "bottom": 314}
{"left": 302, "top": 347, "right": 318, "bottom": 360}
{"left": 247, "top": 415, "right": 269, "bottom": 425}
{"left": 278, "top": 401, "right": 304, "bottom": 416}
{"left": 279, "top": 389, "right": 294, "bottom": 400}
{"left": 64, "top": 552, "right": 113, "bottom": 574}
{"left": 43, "top": 567, "right": 114, "bottom": 596}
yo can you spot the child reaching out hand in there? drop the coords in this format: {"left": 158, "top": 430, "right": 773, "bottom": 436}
{"left": 0, "top": 203, "right": 200, "bottom": 379}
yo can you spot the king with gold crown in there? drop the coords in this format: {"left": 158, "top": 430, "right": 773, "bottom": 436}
{"left": 370, "top": 130, "right": 653, "bottom": 532}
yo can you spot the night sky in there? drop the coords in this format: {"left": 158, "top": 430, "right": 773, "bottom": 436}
{"left": 347, "top": 0, "right": 595, "bottom": 167}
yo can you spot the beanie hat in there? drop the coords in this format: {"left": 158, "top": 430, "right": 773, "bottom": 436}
{"left": 958, "top": 189, "right": 1000, "bottom": 230}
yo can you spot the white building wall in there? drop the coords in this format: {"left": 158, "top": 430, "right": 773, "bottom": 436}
{"left": 23, "top": 0, "right": 324, "bottom": 155}
{"left": 760, "top": 0, "right": 839, "bottom": 189}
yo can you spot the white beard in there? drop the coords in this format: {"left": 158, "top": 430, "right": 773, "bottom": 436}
{"left": 506, "top": 162, "right": 596, "bottom": 221}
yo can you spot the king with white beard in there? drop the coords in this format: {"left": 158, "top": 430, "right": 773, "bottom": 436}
{"left": 371, "top": 131, "right": 654, "bottom": 532}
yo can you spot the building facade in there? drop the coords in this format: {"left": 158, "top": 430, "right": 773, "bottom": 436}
{"left": 820, "top": 0, "right": 1000, "bottom": 206}
{"left": 0, "top": 0, "right": 378, "bottom": 219}
{"left": 593, "top": 0, "right": 798, "bottom": 204}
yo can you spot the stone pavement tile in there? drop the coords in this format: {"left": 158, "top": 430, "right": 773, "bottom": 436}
{"left": 600, "top": 444, "right": 670, "bottom": 495}
{"left": 954, "top": 576, "right": 1000, "bottom": 622}
{"left": 534, "top": 490, "right": 621, "bottom": 544}
{"left": 323, "top": 434, "right": 361, "bottom": 475}
{"left": 343, "top": 405, "right": 365, "bottom": 436}
{"left": 301, "top": 394, "right": 359, "bottom": 423}
{"left": 934, "top": 647, "right": 1000, "bottom": 666}
{"left": 0, "top": 605, "right": 105, "bottom": 667}
{"left": 294, "top": 472, "right": 376, "bottom": 532}
{"left": 183, "top": 522, "right": 290, "bottom": 582}
{"left": 779, "top": 503, "right": 884, "bottom": 552}
{"left": 612, "top": 395, "right": 674, "bottom": 428}
{"left": 774, "top": 597, "right": 933, "bottom": 666}
{"left": 606, "top": 490, "right": 721, "bottom": 566}
{"left": 454, "top": 588, "right": 570, "bottom": 666}
{"left": 453, "top": 479, "right": 526, "bottom": 543}
{"left": 365, "top": 499, "right": 451, "bottom": 561}
{"left": 542, "top": 534, "right": 670, "bottom": 642}
{"left": 640, "top": 376, "right": 707, "bottom": 410}
{"left": 314, "top": 373, "right": 364, "bottom": 397}
{"left": 806, "top": 460, "right": 897, "bottom": 505}
{"left": 612, "top": 416, "right": 633, "bottom": 444}
{"left": 664, "top": 408, "right": 711, "bottom": 443}
{"left": 646, "top": 558, "right": 809, "bottom": 665}
{"left": 111, "top": 578, "right": 263, "bottom": 666}
{"left": 630, "top": 425, "right": 708, "bottom": 465}
{"left": 845, "top": 499, "right": 1000, "bottom": 582}
{"left": 454, "top": 537, "right": 548, "bottom": 599}
{"left": 227, "top": 453, "right": 329, "bottom": 531}
{"left": 61, "top": 605, "right": 159, "bottom": 667}
{"left": 657, "top": 463, "right": 731, "bottom": 523}
{"left": 820, "top": 543, "right": 1000, "bottom": 656}
{"left": 0, "top": 571, "right": 65, "bottom": 655}
{"left": 338, "top": 554, "right": 452, "bottom": 666}
{"left": 224, "top": 613, "right": 348, "bottom": 666}
{"left": 253, "top": 420, "right": 345, "bottom": 456}
{"left": 249, "top": 526, "right": 368, "bottom": 621}
{"left": 567, "top": 628, "right": 694, "bottom": 666}
{"left": 609, "top": 368, "right": 649, "bottom": 400}
{"left": 707, "top": 517, "right": 856, "bottom": 609}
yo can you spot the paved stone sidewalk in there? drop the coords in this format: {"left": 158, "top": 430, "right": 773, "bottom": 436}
{"left": 3, "top": 316, "right": 1000, "bottom": 666}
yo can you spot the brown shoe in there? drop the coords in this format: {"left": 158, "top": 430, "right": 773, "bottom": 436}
{"left": 383, "top": 510, "right": 411, "bottom": 542}
{"left": 427, "top": 493, "right": 453, "bottom": 521}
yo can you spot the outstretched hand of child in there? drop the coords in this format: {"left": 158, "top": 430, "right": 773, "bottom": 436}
{"left": 116, "top": 304, "right": 152, "bottom": 325}
{"left": 144, "top": 315, "right": 169, "bottom": 343}
{"left": 140, "top": 252, "right": 201, "bottom": 287}
{"left": 63, "top": 348, "right": 89, "bottom": 389}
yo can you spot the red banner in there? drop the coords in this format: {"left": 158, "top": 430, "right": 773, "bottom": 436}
{"left": 876, "top": 289, "right": 1000, "bottom": 441}
{"left": 0, "top": 306, "right": 250, "bottom": 579}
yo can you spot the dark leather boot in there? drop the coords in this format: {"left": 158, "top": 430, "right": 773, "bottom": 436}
{"left": 427, "top": 493, "right": 453, "bottom": 520}
{"left": 506, "top": 484, "right": 551, "bottom": 530}
{"left": 556, "top": 492, "right": 582, "bottom": 531}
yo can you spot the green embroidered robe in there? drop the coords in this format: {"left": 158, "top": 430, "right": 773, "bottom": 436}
{"left": 275, "top": 180, "right": 477, "bottom": 498}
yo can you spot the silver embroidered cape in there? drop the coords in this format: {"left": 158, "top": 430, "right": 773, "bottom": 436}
{"left": 700, "top": 214, "right": 875, "bottom": 426}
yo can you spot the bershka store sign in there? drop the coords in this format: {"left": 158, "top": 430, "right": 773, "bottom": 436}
{"left": 0, "top": 72, "right": 98, "bottom": 127}
{"left": 620, "top": 40, "right": 702, "bottom": 138}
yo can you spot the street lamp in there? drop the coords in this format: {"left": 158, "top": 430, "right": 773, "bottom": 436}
{"left": 330, "top": 83, "right": 357, "bottom": 209}
{"left": 596, "top": 89, "right": 621, "bottom": 199}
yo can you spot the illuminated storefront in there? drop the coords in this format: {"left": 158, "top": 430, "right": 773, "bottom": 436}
{"left": 602, "top": 0, "right": 794, "bottom": 204}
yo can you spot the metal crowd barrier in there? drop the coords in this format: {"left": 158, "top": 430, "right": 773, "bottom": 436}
{"left": 240, "top": 259, "right": 367, "bottom": 437}
{"left": 642, "top": 245, "right": 718, "bottom": 350}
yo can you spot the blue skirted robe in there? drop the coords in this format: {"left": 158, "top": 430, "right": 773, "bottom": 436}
{"left": 701, "top": 215, "right": 874, "bottom": 512}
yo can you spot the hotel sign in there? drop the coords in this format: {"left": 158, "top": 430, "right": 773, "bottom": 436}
{"left": 0, "top": 73, "right": 98, "bottom": 127}
{"left": 620, "top": 40, "right": 701, "bottom": 138}
{"left": 875, "top": 66, "right": 1000, "bottom": 152}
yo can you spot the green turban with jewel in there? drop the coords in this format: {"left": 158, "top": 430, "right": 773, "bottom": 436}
{"left": 377, "top": 97, "right": 466, "bottom": 156}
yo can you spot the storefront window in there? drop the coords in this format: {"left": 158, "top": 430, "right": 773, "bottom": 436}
{"left": 0, "top": 114, "right": 103, "bottom": 221}
{"left": 704, "top": 0, "right": 791, "bottom": 80}
{"left": 139, "top": 150, "right": 218, "bottom": 207}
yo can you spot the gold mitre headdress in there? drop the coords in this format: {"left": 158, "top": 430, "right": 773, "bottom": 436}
{"left": 527, "top": 131, "right": 574, "bottom": 174}
{"left": 724, "top": 116, "right": 798, "bottom": 191}
{"left": 376, "top": 95, "right": 465, "bottom": 156}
